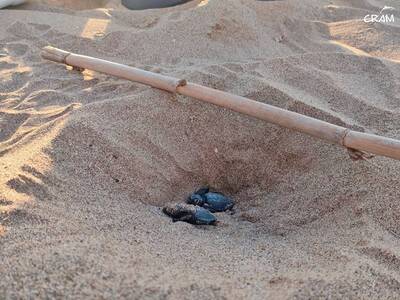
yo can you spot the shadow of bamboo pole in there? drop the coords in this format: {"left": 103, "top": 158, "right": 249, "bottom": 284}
{"left": 42, "top": 46, "right": 400, "bottom": 161}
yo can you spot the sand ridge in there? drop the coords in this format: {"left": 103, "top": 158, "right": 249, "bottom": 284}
{"left": 1, "top": 0, "right": 400, "bottom": 298}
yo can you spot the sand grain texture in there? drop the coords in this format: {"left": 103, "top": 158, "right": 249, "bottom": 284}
{"left": 1, "top": 0, "right": 400, "bottom": 298}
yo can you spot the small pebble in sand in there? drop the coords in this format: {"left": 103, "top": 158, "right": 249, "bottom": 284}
{"left": 162, "top": 203, "right": 217, "bottom": 225}
{"left": 187, "top": 187, "right": 235, "bottom": 213}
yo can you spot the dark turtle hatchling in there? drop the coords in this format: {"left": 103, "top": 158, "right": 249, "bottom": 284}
{"left": 162, "top": 203, "right": 217, "bottom": 225}
{"left": 187, "top": 187, "right": 235, "bottom": 213}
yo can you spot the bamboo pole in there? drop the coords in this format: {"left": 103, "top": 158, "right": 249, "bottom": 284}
{"left": 41, "top": 46, "right": 400, "bottom": 161}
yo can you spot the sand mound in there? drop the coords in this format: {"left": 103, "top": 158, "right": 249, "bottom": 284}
{"left": 1, "top": 0, "right": 400, "bottom": 298}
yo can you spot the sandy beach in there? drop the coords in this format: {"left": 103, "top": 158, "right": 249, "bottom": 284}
{"left": 1, "top": 0, "right": 400, "bottom": 298}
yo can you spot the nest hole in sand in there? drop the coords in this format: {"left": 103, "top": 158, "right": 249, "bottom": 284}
{"left": 46, "top": 93, "right": 350, "bottom": 234}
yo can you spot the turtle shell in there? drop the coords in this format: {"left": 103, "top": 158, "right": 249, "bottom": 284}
{"left": 203, "top": 192, "right": 234, "bottom": 212}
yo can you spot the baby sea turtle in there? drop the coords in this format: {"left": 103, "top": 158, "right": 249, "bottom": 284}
{"left": 187, "top": 187, "right": 235, "bottom": 213}
{"left": 162, "top": 203, "right": 217, "bottom": 225}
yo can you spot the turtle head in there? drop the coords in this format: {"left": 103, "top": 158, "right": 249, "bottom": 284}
{"left": 187, "top": 193, "right": 206, "bottom": 206}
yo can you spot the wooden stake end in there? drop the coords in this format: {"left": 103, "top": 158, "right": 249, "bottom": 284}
{"left": 41, "top": 46, "right": 71, "bottom": 64}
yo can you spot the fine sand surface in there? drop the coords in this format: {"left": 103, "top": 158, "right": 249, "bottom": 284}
{"left": 1, "top": 0, "right": 400, "bottom": 298}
